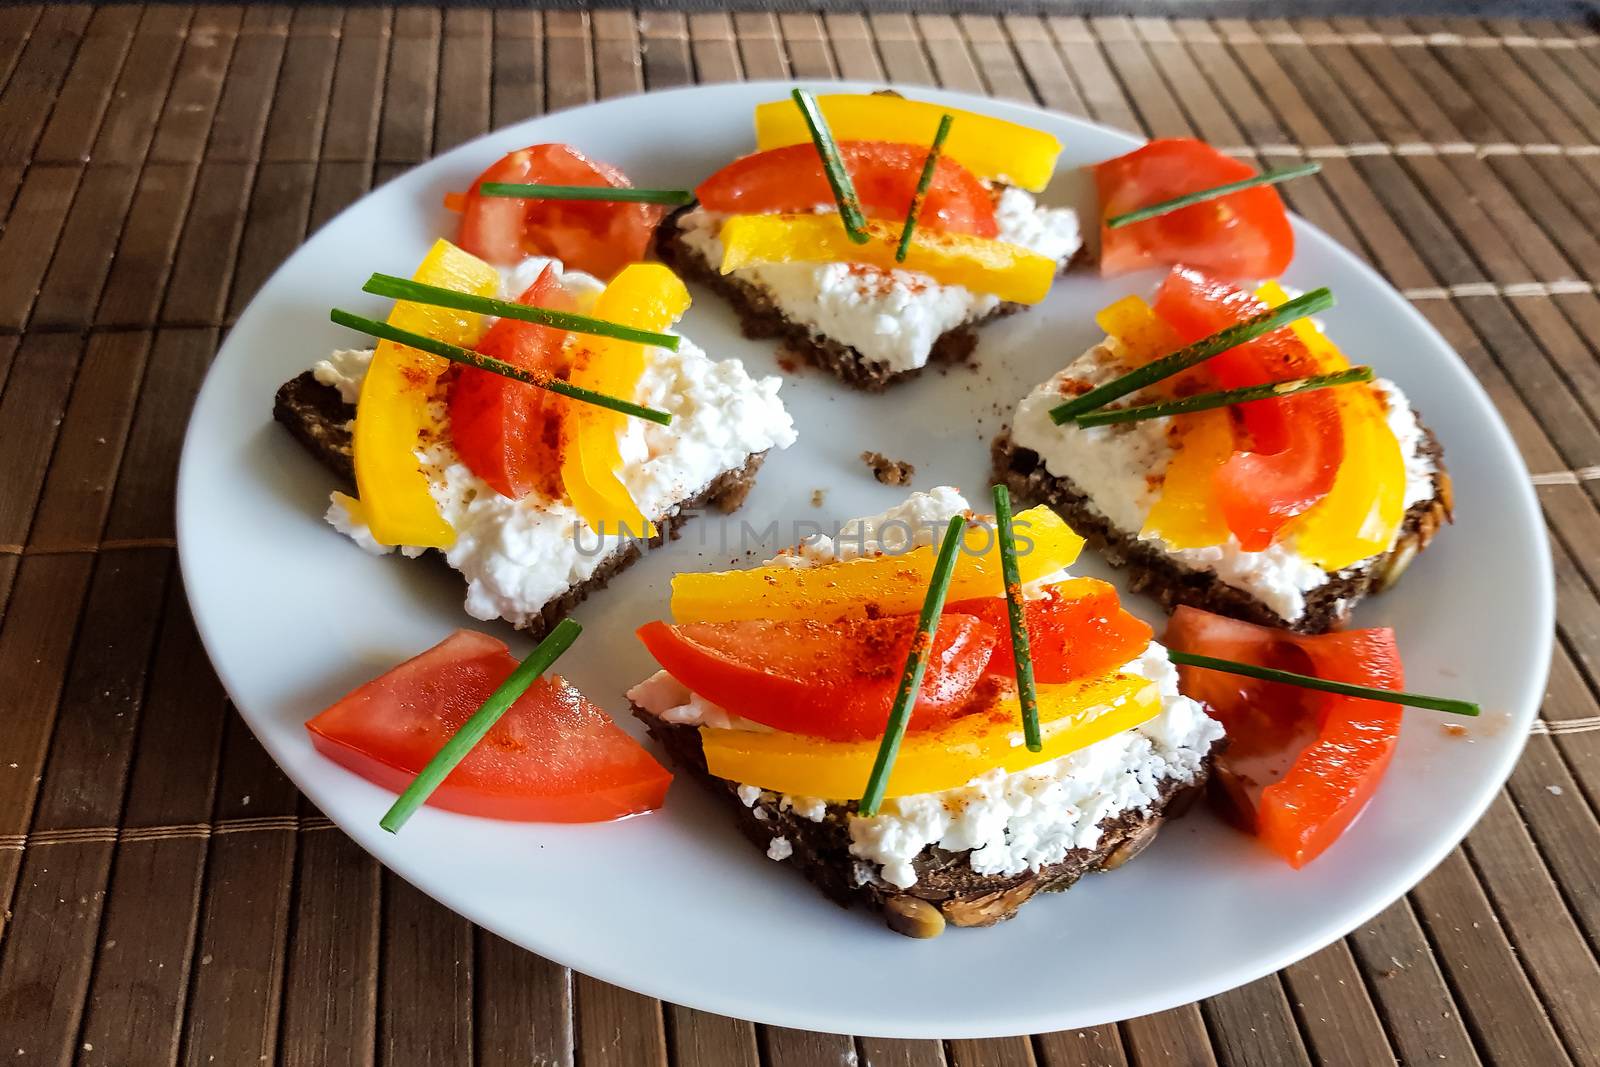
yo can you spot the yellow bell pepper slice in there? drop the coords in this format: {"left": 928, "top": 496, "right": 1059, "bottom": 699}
{"left": 1256, "top": 282, "right": 1406, "bottom": 570}
{"left": 1142, "top": 409, "right": 1235, "bottom": 549}
{"left": 702, "top": 673, "right": 1160, "bottom": 800}
{"left": 353, "top": 239, "right": 500, "bottom": 548}
{"left": 560, "top": 264, "right": 692, "bottom": 539}
{"left": 753, "top": 93, "right": 1063, "bottom": 193}
{"left": 670, "top": 506, "right": 1085, "bottom": 623}
{"left": 1092, "top": 294, "right": 1233, "bottom": 549}
{"left": 717, "top": 214, "right": 1058, "bottom": 305}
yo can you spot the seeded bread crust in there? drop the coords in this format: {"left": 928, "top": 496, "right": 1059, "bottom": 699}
{"left": 634, "top": 707, "right": 1216, "bottom": 934}
{"left": 991, "top": 426, "right": 1454, "bottom": 635}
{"left": 271, "top": 370, "right": 766, "bottom": 640}
{"left": 656, "top": 203, "right": 1080, "bottom": 392}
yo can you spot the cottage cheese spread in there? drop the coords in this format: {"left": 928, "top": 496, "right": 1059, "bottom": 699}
{"left": 628, "top": 489, "right": 1223, "bottom": 889}
{"left": 1009, "top": 340, "right": 1439, "bottom": 624}
{"left": 676, "top": 188, "right": 1082, "bottom": 374}
{"left": 319, "top": 258, "right": 798, "bottom": 629}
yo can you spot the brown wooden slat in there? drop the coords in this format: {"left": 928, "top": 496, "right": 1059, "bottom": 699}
{"left": 1278, "top": 943, "right": 1397, "bottom": 1067}
{"left": 32, "top": 4, "right": 138, "bottom": 164}
{"left": 26, "top": 329, "right": 150, "bottom": 552}
{"left": 205, "top": 9, "right": 289, "bottom": 163}
{"left": 102, "top": 328, "right": 214, "bottom": 542}
{"left": 543, "top": 12, "right": 594, "bottom": 114}
{"left": 0, "top": 5, "right": 90, "bottom": 164}
{"left": 311, "top": 160, "right": 374, "bottom": 233}
{"left": 437, "top": 9, "right": 492, "bottom": 153}
{"left": 1345, "top": 900, "right": 1480, "bottom": 1066}
{"left": 665, "top": 1007, "right": 757, "bottom": 1067}
{"left": 0, "top": 6, "right": 42, "bottom": 94}
{"left": 91, "top": 5, "right": 190, "bottom": 166}
{"left": 690, "top": 13, "right": 742, "bottom": 84}
{"left": 640, "top": 12, "right": 693, "bottom": 90}
{"left": 824, "top": 13, "right": 884, "bottom": 81}
{"left": 870, "top": 12, "right": 934, "bottom": 86}
{"left": 1033, "top": 1028, "right": 1128, "bottom": 1067}
{"left": 225, "top": 160, "right": 316, "bottom": 322}
{"left": 160, "top": 160, "right": 255, "bottom": 326}
{"left": 762, "top": 1027, "right": 858, "bottom": 1067}
{"left": 1042, "top": 17, "right": 1139, "bottom": 135}
{"left": 95, "top": 162, "right": 199, "bottom": 328}
{"left": 1002, "top": 16, "right": 1087, "bottom": 118}
{"left": 76, "top": 586, "right": 223, "bottom": 1065}
{"left": 0, "top": 552, "right": 94, "bottom": 913}
{"left": 0, "top": 331, "right": 87, "bottom": 544}
{"left": 180, "top": 714, "right": 302, "bottom": 1067}
{"left": 1462, "top": 793, "right": 1600, "bottom": 1066}
{"left": 1120, "top": 1007, "right": 1218, "bottom": 1067}
{"left": 149, "top": 7, "right": 242, "bottom": 164}
{"left": 262, "top": 7, "right": 342, "bottom": 163}
{"left": 1202, "top": 979, "right": 1312, "bottom": 1067}
{"left": 917, "top": 14, "right": 984, "bottom": 95}
{"left": 594, "top": 10, "right": 642, "bottom": 99}
{"left": 778, "top": 12, "right": 834, "bottom": 79}
{"left": 734, "top": 12, "right": 788, "bottom": 80}
{"left": 476, "top": 931, "right": 573, "bottom": 1067}
{"left": 957, "top": 15, "right": 1032, "bottom": 104}
{"left": 0, "top": 163, "right": 82, "bottom": 331}
{"left": 574, "top": 974, "right": 665, "bottom": 1067}
{"left": 491, "top": 10, "right": 543, "bottom": 128}
{"left": 377, "top": 7, "right": 440, "bottom": 165}
{"left": 1408, "top": 850, "right": 1573, "bottom": 1065}
{"left": 322, "top": 7, "right": 390, "bottom": 163}
{"left": 380, "top": 848, "right": 473, "bottom": 1059}
{"left": 947, "top": 1036, "right": 1035, "bottom": 1067}
{"left": 277, "top": 825, "right": 380, "bottom": 1067}
{"left": 30, "top": 163, "right": 141, "bottom": 329}
{"left": 0, "top": 547, "right": 168, "bottom": 1065}
{"left": 857, "top": 1038, "right": 946, "bottom": 1067}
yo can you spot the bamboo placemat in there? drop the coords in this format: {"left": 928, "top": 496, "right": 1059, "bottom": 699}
{"left": 2, "top": 6, "right": 1599, "bottom": 1065}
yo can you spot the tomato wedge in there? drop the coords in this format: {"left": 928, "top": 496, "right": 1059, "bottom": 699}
{"left": 1094, "top": 138, "right": 1295, "bottom": 280}
{"left": 448, "top": 267, "right": 572, "bottom": 501}
{"left": 1163, "top": 606, "right": 1403, "bottom": 868}
{"left": 454, "top": 144, "right": 662, "bottom": 279}
{"left": 945, "top": 578, "right": 1152, "bottom": 683}
{"left": 1154, "top": 269, "right": 1343, "bottom": 550}
{"left": 635, "top": 615, "right": 998, "bottom": 741}
{"left": 696, "top": 142, "right": 999, "bottom": 238}
{"left": 306, "top": 630, "right": 671, "bottom": 823}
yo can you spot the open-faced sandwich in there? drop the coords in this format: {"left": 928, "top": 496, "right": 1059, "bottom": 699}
{"left": 275, "top": 145, "right": 796, "bottom": 637}
{"left": 658, "top": 91, "right": 1084, "bottom": 389}
{"left": 996, "top": 269, "right": 1452, "bottom": 633}
{"left": 626, "top": 487, "right": 1225, "bottom": 937}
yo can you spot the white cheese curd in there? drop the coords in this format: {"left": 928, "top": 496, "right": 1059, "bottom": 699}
{"left": 312, "top": 349, "right": 373, "bottom": 406}
{"left": 629, "top": 490, "right": 1224, "bottom": 889}
{"left": 320, "top": 259, "right": 798, "bottom": 629}
{"left": 848, "top": 643, "right": 1221, "bottom": 889}
{"left": 677, "top": 187, "right": 1081, "bottom": 374}
{"left": 766, "top": 836, "right": 794, "bottom": 861}
{"left": 1010, "top": 342, "right": 1439, "bottom": 624}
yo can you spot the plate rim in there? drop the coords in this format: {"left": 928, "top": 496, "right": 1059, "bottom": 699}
{"left": 177, "top": 78, "right": 1555, "bottom": 1038}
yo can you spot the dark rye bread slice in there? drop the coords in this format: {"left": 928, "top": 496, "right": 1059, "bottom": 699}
{"left": 992, "top": 426, "right": 1454, "bottom": 635}
{"left": 272, "top": 370, "right": 765, "bottom": 640}
{"left": 634, "top": 707, "right": 1217, "bottom": 937}
{"left": 656, "top": 203, "right": 1079, "bottom": 392}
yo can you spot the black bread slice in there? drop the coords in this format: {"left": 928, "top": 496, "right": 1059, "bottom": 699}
{"left": 272, "top": 370, "right": 766, "bottom": 640}
{"left": 656, "top": 204, "right": 1077, "bottom": 392}
{"left": 992, "top": 427, "right": 1453, "bottom": 635}
{"left": 634, "top": 706, "right": 1216, "bottom": 936}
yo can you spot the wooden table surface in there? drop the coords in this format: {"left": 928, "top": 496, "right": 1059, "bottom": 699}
{"left": 4, "top": 5, "right": 1600, "bottom": 1065}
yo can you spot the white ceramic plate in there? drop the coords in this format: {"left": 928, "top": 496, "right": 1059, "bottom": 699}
{"left": 177, "top": 81, "right": 1552, "bottom": 1038}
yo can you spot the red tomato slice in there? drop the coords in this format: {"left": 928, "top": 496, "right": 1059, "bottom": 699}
{"left": 1094, "top": 138, "right": 1295, "bottom": 280}
{"left": 455, "top": 144, "right": 663, "bottom": 279}
{"left": 1163, "top": 606, "right": 1403, "bottom": 868}
{"left": 1154, "top": 268, "right": 1343, "bottom": 550}
{"left": 448, "top": 267, "right": 573, "bottom": 501}
{"left": 945, "top": 580, "right": 1152, "bottom": 683}
{"left": 696, "top": 141, "right": 1000, "bottom": 238}
{"left": 306, "top": 630, "right": 672, "bottom": 823}
{"left": 635, "top": 614, "right": 998, "bottom": 741}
